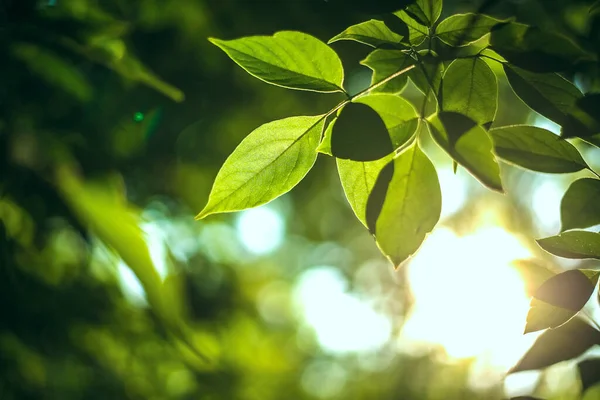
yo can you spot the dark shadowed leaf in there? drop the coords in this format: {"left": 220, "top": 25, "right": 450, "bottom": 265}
{"left": 324, "top": 0, "right": 417, "bottom": 14}
{"left": 442, "top": 57, "right": 497, "bottom": 126}
{"left": 320, "top": 95, "right": 419, "bottom": 155}
{"left": 331, "top": 102, "right": 394, "bottom": 161}
{"left": 209, "top": 31, "right": 344, "bottom": 93}
{"left": 361, "top": 49, "right": 413, "bottom": 93}
{"left": 511, "top": 259, "right": 556, "bottom": 297}
{"left": 561, "top": 178, "right": 600, "bottom": 232}
{"left": 525, "top": 298, "right": 578, "bottom": 333}
{"left": 534, "top": 269, "right": 599, "bottom": 311}
{"left": 489, "top": 125, "right": 588, "bottom": 173}
{"left": 490, "top": 22, "right": 594, "bottom": 73}
{"left": 436, "top": 13, "right": 506, "bottom": 46}
{"left": 503, "top": 65, "right": 583, "bottom": 126}
{"left": 537, "top": 231, "right": 600, "bottom": 260}
{"left": 427, "top": 112, "right": 503, "bottom": 191}
{"left": 197, "top": 115, "right": 325, "bottom": 218}
{"left": 405, "top": 0, "right": 442, "bottom": 26}
{"left": 409, "top": 51, "right": 444, "bottom": 96}
{"left": 579, "top": 358, "right": 600, "bottom": 392}
{"left": 394, "top": 11, "right": 429, "bottom": 45}
{"left": 329, "top": 20, "right": 404, "bottom": 48}
{"left": 366, "top": 142, "right": 441, "bottom": 267}
{"left": 511, "top": 318, "right": 600, "bottom": 373}
{"left": 562, "top": 94, "right": 600, "bottom": 139}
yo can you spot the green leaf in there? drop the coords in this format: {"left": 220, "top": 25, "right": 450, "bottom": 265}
{"left": 12, "top": 43, "right": 93, "bottom": 102}
{"left": 331, "top": 103, "right": 393, "bottom": 161}
{"left": 209, "top": 31, "right": 344, "bottom": 93}
{"left": 197, "top": 115, "right": 325, "bottom": 218}
{"left": 337, "top": 156, "right": 392, "bottom": 227}
{"left": 511, "top": 259, "right": 556, "bottom": 297}
{"left": 320, "top": 94, "right": 419, "bottom": 155}
{"left": 561, "top": 178, "right": 600, "bottom": 231}
{"left": 441, "top": 57, "right": 497, "bottom": 126}
{"left": 578, "top": 359, "right": 600, "bottom": 393}
{"left": 511, "top": 317, "right": 600, "bottom": 373}
{"left": 504, "top": 64, "right": 583, "bottom": 126}
{"left": 366, "top": 142, "right": 441, "bottom": 267}
{"left": 409, "top": 51, "right": 444, "bottom": 98}
{"left": 488, "top": 125, "right": 588, "bottom": 173}
{"left": 525, "top": 298, "right": 578, "bottom": 333}
{"left": 394, "top": 11, "right": 429, "bottom": 45}
{"left": 563, "top": 94, "right": 600, "bottom": 139}
{"left": 360, "top": 49, "right": 413, "bottom": 93}
{"left": 427, "top": 112, "right": 503, "bottom": 192}
{"left": 534, "top": 269, "right": 600, "bottom": 312}
{"left": 328, "top": 19, "right": 404, "bottom": 48}
{"left": 490, "top": 22, "right": 594, "bottom": 73}
{"left": 435, "top": 13, "right": 506, "bottom": 47}
{"left": 537, "top": 231, "right": 600, "bottom": 260}
{"left": 405, "top": 0, "right": 442, "bottom": 26}
{"left": 55, "top": 167, "right": 185, "bottom": 326}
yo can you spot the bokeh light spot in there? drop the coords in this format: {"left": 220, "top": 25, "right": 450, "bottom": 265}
{"left": 235, "top": 206, "right": 285, "bottom": 255}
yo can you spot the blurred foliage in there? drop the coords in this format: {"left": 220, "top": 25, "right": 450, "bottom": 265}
{"left": 1, "top": 0, "right": 600, "bottom": 399}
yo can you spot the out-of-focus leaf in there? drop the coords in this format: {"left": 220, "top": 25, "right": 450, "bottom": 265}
{"left": 578, "top": 358, "right": 600, "bottom": 392}
{"left": 394, "top": 11, "right": 429, "bottom": 45}
{"left": 12, "top": 43, "right": 93, "bottom": 102}
{"left": 441, "top": 57, "right": 497, "bottom": 126}
{"left": 561, "top": 178, "right": 600, "bottom": 231}
{"left": 110, "top": 109, "right": 162, "bottom": 158}
{"left": 534, "top": 269, "right": 599, "bottom": 311}
{"left": 55, "top": 167, "right": 183, "bottom": 325}
{"left": 331, "top": 102, "right": 393, "bottom": 161}
{"left": 427, "top": 112, "right": 503, "bottom": 192}
{"left": 366, "top": 142, "right": 441, "bottom": 267}
{"left": 511, "top": 259, "right": 556, "bottom": 297}
{"left": 488, "top": 125, "right": 588, "bottom": 173}
{"left": 197, "top": 115, "right": 325, "bottom": 219}
{"left": 329, "top": 20, "right": 404, "bottom": 47}
{"left": 209, "top": 32, "right": 344, "bottom": 93}
{"left": 360, "top": 49, "right": 413, "bottom": 93}
{"left": 537, "top": 231, "right": 600, "bottom": 260}
{"left": 503, "top": 65, "right": 582, "bottom": 126}
{"left": 511, "top": 318, "right": 600, "bottom": 373}
{"left": 435, "top": 13, "right": 506, "bottom": 46}
{"left": 405, "top": 0, "right": 442, "bottom": 26}
{"left": 490, "top": 22, "right": 594, "bottom": 72}
{"left": 324, "top": 0, "right": 417, "bottom": 15}
{"left": 320, "top": 95, "right": 419, "bottom": 155}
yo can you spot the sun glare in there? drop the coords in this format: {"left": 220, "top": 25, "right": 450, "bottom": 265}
{"left": 399, "top": 227, "right": 536, "bottom": 371}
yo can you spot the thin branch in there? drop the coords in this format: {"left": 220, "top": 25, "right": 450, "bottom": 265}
{"left": 351, "top": 64, "right": 416, "bottom": 100}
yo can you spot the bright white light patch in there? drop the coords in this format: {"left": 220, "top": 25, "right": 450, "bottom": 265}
{"left": 294, "top": 266, "right": 392, "bottom": 354}
{"left": 400, "top": 227, "right": 535, "bottom": 373}
{"left": 235, "top": 206, "right": 284, "bottom": 255}
{"left": 531, "top": 179, "right": 563, "bottom": 236}
{"left": 437, "top": 167, "right": 468, "bottom": 218}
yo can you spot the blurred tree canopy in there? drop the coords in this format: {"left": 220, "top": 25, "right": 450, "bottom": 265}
{"left": 2, "top": 0, "right": 600, "bottom": 399}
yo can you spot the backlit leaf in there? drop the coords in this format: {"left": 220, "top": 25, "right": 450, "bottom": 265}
{"left": 537, "top": 231, "right": 600, "bottom": 260}
{"left": 436, "top": 13, "right": 506, "bottom": 47}
{"left": 511, "top": 259, "right": 556, "bottom": 297}
{"left": 561, "top": 178, "right": 600, "bottom": 231}
{"left": 441, "top": 57, "right": 497, "bottom": 126}
{"left": 511, "top": 317, "right": 600, "bottom": 373}
{"left": 405, "top": 0, "right": 442, "bottom": 26}
{"left": 197, "top": 115, "right": 325, "bottom": 218}
{"left": 366, "top": 142, "right": 441, "bottom": 267}
{"left": 534, "top": 269, "right": 599, "bottom": 311}
{"left": 329, "top": 19, "right": 404, "bottom": 48}
{"left": 489, "top": 125, "right": 588, "bottom": 173}
{"left": 394, "top": 11, "right": 429, "bottom": 45}
{"left": 209, "top": 31, "right": 344, "bottom": 93}
{"left": 427, "top": 112, "right": 503, "bottom": 192}
{"left": 331, "top": 103, "right": 393, "bottom": 161}
{"left": 409, "top": 51, "right": 444, "bottom": 96}
{"left": 503, "top": 65, "right": 582, "bottom": 126}
{"left": 525, "top": 298, "right": 578, "bottom": 333}
{"left": 360, "top": 49, "right": 413, "bottom": 93}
